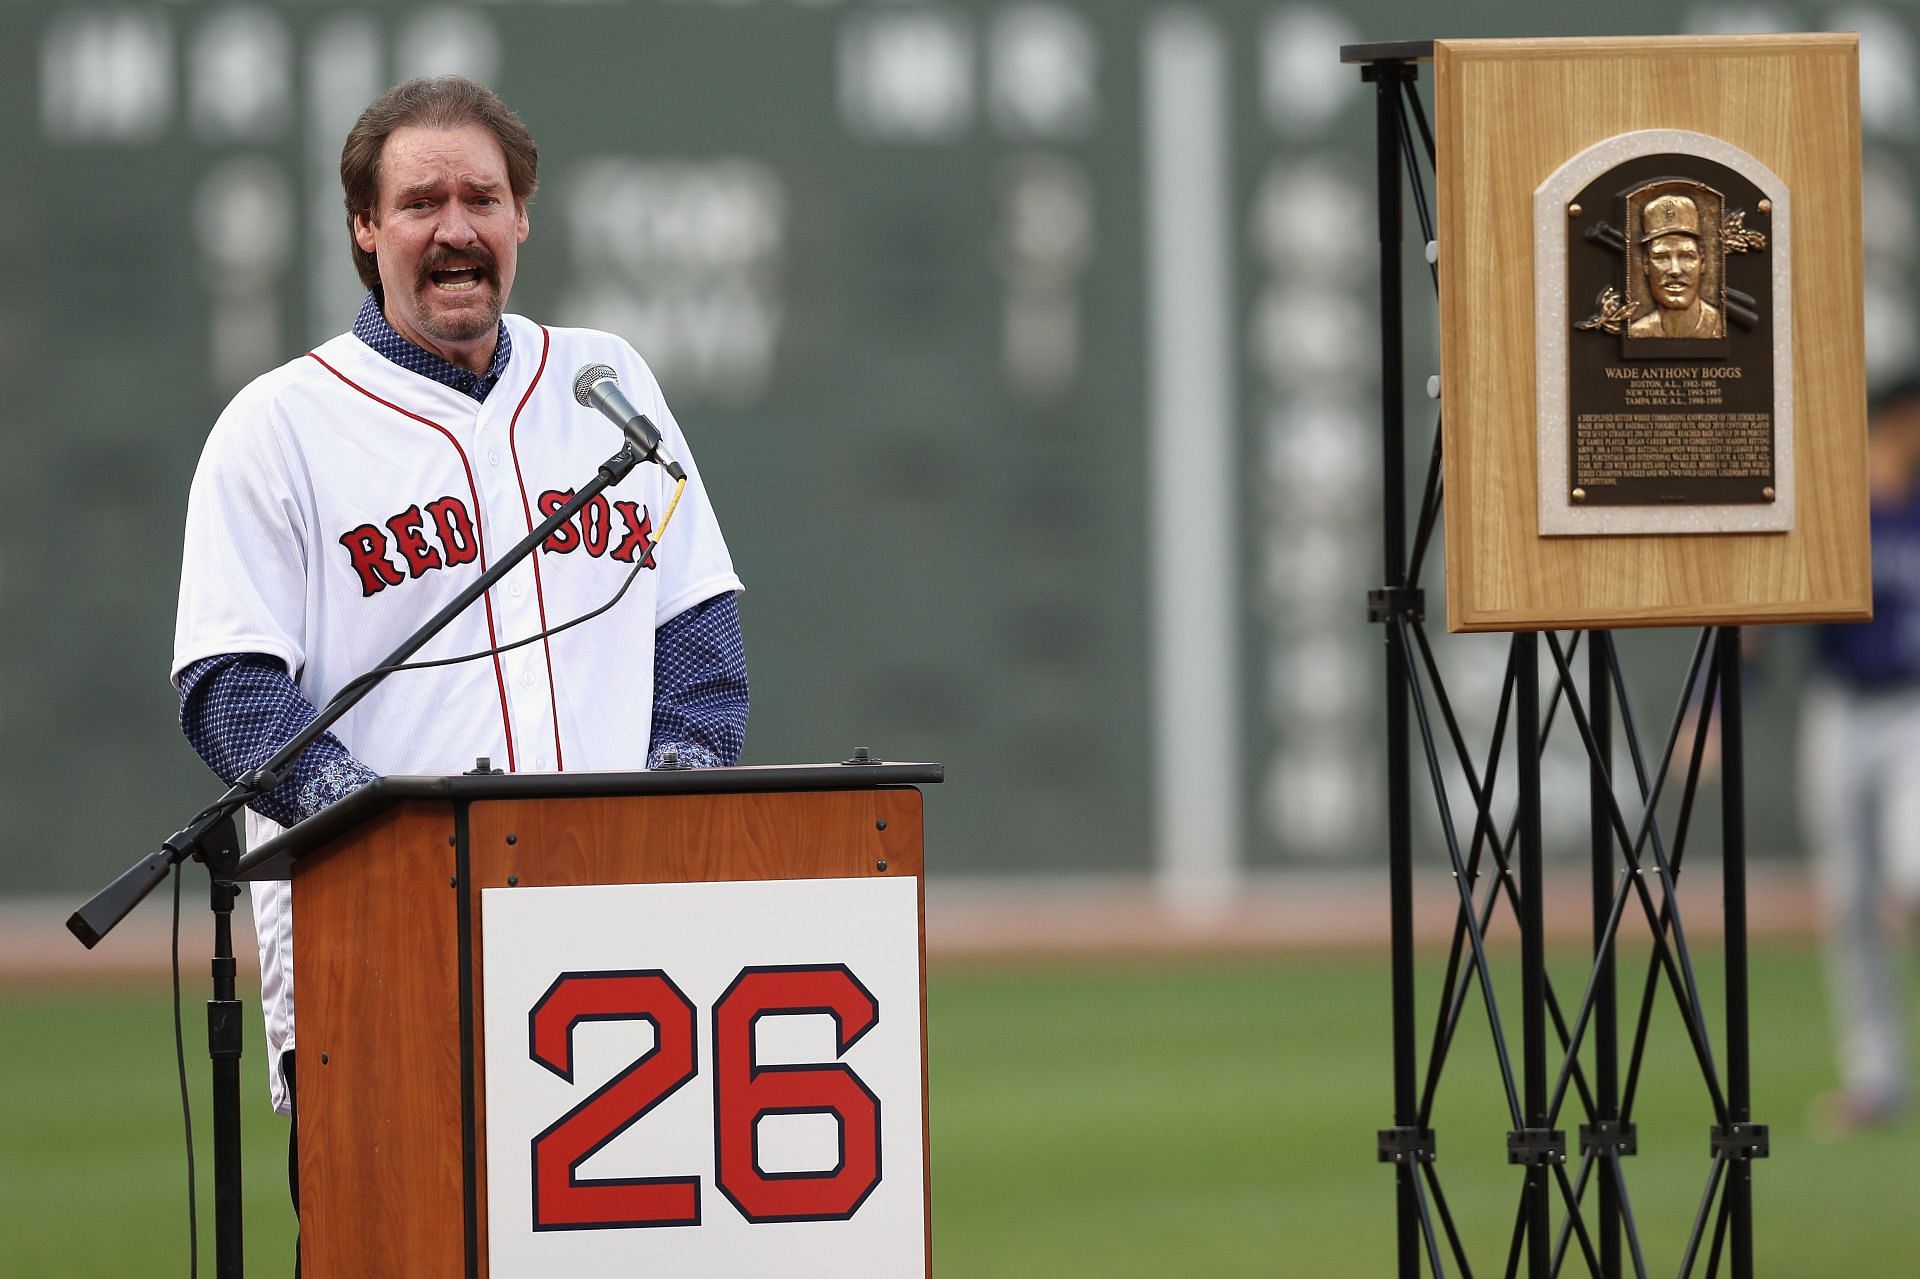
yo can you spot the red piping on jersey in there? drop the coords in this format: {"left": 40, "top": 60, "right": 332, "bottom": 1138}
{"left": 305, "top": 351, "right": 519, "bottom": 773}
{"left": 505, "top": 326, "right": 565, "bottom": 771}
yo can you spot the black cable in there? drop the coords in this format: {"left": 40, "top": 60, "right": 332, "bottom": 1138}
{"left": 179, "top": 529, "right": 659, "bottom": 827}
{"left": 317, "top": 537, "right": 653, "bottom": 720}
{"left": 172, "top": 865, "right": 199, "bottom": 1277}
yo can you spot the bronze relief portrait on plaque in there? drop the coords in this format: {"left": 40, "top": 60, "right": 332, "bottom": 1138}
{"left": 1626, "top": 184, "right": 1724, "bottom": 341}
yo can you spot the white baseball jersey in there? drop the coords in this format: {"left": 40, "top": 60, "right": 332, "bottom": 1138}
{"left": 173, "top": 316, "right": 743, "bottom": 1112}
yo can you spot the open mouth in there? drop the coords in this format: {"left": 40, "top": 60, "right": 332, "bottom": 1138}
{"left": 430, "top": 267, "right": 486, "bottom": 292}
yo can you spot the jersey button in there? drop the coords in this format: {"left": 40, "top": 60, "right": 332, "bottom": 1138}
{"left": 488, "top": 449, "right": 501, "bottom": 467}
{"left": 509, "top": 580, "right": 523, "bottom": 598}
{"left": 521, "top": 669, "right": 536, "bottom": 687}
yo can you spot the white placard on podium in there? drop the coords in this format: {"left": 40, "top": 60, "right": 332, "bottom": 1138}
{"left": 481, "top": 876, "right": 927, "bottom": 1278}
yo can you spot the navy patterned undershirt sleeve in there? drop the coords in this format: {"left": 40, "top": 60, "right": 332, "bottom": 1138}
{"left": 176, "top": 298, "right": 749, "bottom": 825}
{"left": 645, "top": 593, "right": 749, "bottom": 769}
{"left": 178, "top": 654, "right": 378, "bottom": 828}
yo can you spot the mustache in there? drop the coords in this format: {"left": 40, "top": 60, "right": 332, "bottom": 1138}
{"left": 416, "top": 246, "right": 498, "bottom": 285}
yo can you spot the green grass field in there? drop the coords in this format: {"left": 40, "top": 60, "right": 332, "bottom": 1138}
{"left": 1, "top": 944, "right": 1913, "bottom": 1276}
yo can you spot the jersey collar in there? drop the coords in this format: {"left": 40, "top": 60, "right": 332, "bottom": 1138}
{"left": 352, "top": 292, "right": 512, "bottom": 403}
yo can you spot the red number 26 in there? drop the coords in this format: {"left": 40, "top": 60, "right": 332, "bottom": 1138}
{"left": 526, "top": 964, "right": 882, "bottom": 1231}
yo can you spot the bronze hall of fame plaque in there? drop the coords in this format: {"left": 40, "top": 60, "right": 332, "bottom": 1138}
{"left": 1533, "top": 131, "right": 1793, "bottom": 537}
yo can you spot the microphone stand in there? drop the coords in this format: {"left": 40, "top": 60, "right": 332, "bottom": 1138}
{"left": 67, "top": 439, "right": 646, "bottom": 1279}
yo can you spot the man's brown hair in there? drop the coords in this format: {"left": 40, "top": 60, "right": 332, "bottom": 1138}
{"left": 340, "top": 76, "right": 539, "bottom": 292}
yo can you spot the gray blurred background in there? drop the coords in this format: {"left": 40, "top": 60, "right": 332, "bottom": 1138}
{"left": 5, "top": 0, "right": 1913, "bottom": 910}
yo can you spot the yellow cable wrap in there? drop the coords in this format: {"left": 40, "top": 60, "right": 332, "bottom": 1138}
{"left": 651, "top": 477, "right": 688, "bottom": 551}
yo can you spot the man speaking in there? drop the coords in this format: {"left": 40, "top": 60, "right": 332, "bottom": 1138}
{"left": 170, "top": 74, "right": 747, "bottom": 1221}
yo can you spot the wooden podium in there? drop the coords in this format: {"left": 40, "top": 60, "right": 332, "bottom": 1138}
{"left": 236, "top": 761, "right": 942, "bottom": 1278}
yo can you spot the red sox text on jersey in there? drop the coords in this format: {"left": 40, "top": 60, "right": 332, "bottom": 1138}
{"left": 339, "top": 492, "right": 657, "bottom": 596}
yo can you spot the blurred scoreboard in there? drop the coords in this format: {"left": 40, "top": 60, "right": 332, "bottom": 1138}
{"left": 3, "top": 1, "right": 1862, "bottom": 895}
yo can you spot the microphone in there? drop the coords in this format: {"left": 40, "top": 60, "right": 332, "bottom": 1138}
{"left": 571, "top": 364, "right": 687, "bottom": 481}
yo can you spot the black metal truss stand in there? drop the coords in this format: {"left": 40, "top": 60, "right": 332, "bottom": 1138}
{"left": 1344, "top": 42, "right": 1768, "bottom": 1279}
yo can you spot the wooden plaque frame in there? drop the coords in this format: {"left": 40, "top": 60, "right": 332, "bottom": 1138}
{"left": 1435, "top": 34, "right": 1870, "bottom": 632}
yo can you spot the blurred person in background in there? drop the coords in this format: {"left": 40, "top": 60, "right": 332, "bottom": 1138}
{"left": 170, "top": 75, "right": 748, "bottom": 1264}
{"left": 1799, "top": 370, "right": 1920, "bottom": 1135}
